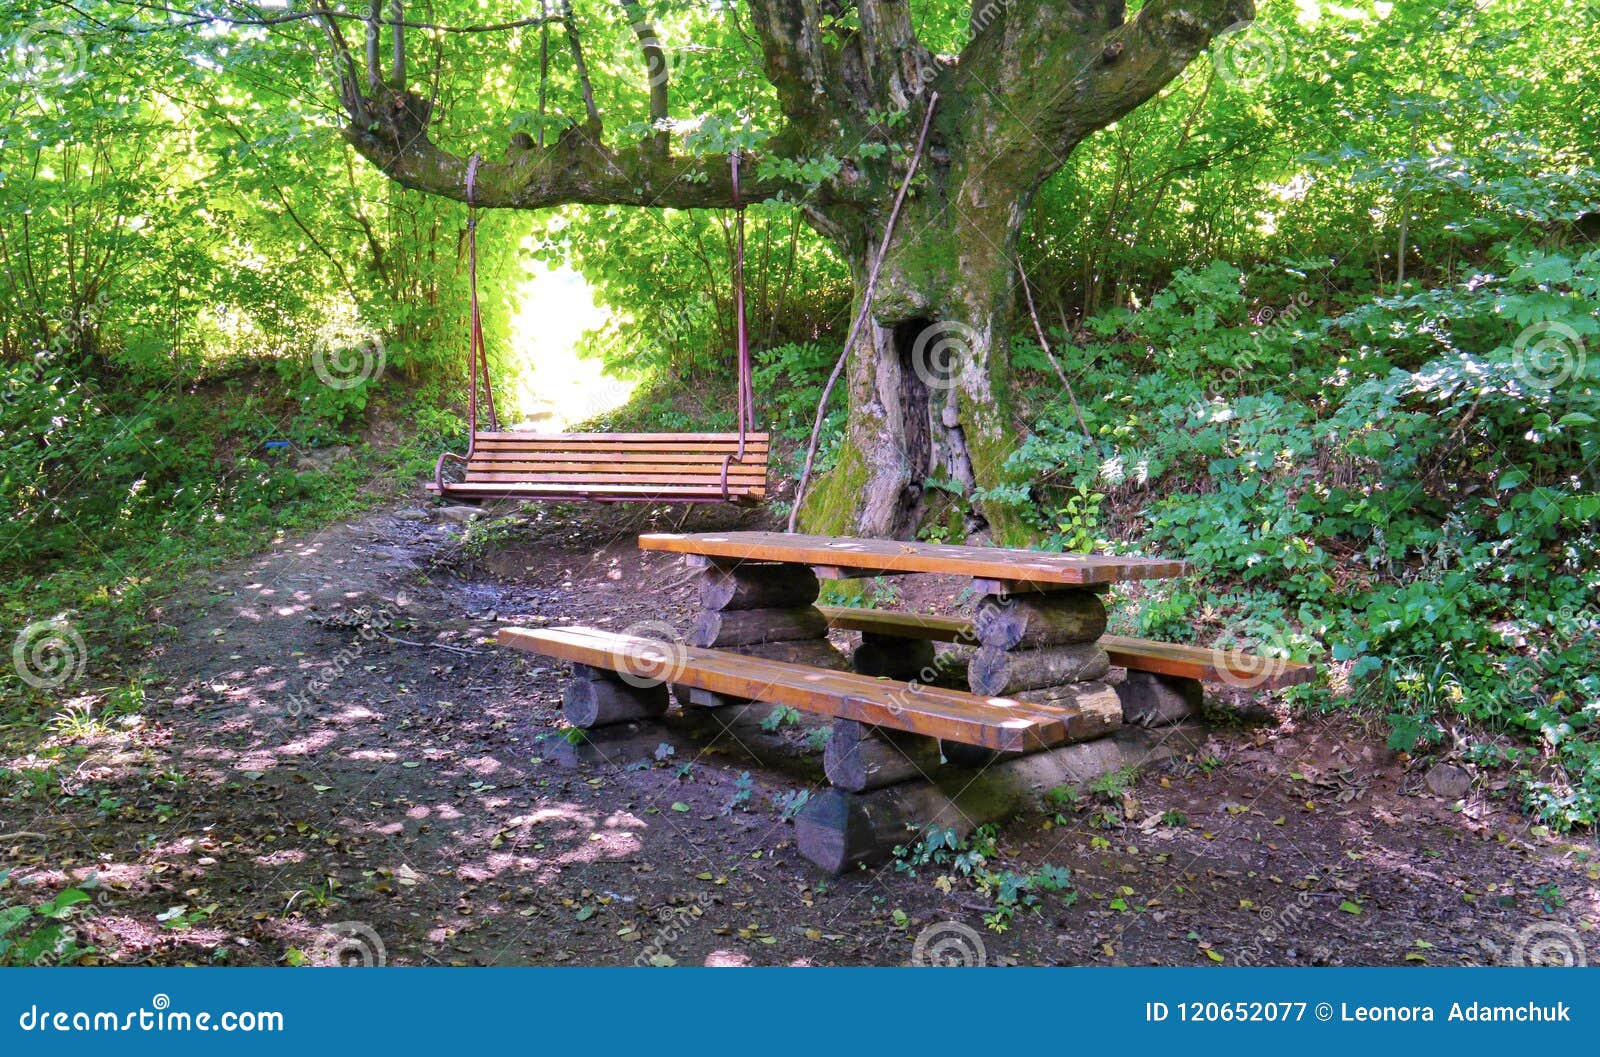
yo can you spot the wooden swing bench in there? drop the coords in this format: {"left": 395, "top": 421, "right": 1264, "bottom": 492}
{"left": 430, "top": 154, "right": 769, "bottom": 507}
{"left": 429, "top": 432, "right": 769, "bottom": 504}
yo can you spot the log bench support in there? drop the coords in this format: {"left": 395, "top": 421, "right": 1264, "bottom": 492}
{"left": 562, "top": 663, "right": 670, "bottom": 728}
{"left": 1116, "top": 670, "right": 1204, "bottom": 728}
{"left": 797, "top": 722, "right": 1207, "bottom": 873}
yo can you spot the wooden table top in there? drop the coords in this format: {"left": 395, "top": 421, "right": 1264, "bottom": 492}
{"left": 637, "top": 531, "right": 1188, "bottom": 587}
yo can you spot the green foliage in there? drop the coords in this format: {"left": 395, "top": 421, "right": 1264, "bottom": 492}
{"left": 999, "top": 242, "right": 1599, "bottom": 826}
{"left": 0, "top": 873, "right": 96, "bottom": 966}
{"left": 892, "top": 826, "right": 1078, "bottom": 933}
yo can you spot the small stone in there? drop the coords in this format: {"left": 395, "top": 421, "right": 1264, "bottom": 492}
{"left": 436, "top": 505, "right": 483, "bottom": 523}
{"left": 1425, "top": 763, "right": 1472, "bottom": 799}
{"left": 293, "top": 444, "right": 352, "bottom": 473}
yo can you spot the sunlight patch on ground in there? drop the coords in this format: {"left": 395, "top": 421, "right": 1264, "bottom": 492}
{"left": 505, "top": 264, "right": 633, "bottom": 431}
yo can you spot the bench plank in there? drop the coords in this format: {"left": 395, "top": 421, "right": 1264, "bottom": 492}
{"left": 639, "top": 531, "right": 1186, "bottom": 586}
{"left": 497, "top": 625, "right": 1109, "bottom": 751}
{"left": 815, "top": 606, "right": 1315, "bottom": 690}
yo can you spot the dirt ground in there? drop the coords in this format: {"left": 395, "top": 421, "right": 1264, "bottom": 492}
{"left": 5, "top": 500, "right": 1596, "bottom": 967}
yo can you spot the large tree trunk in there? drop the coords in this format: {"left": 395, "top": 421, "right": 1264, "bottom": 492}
{"left": 798, "top": 171, "right": 1031, "bottom": 541}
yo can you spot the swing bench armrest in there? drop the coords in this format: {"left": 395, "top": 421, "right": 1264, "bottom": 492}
{"left": 434, "top": 448, "right": 470, "bottom": 494}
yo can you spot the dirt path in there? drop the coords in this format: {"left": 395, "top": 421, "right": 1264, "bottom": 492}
{"left": 7, "top": 502, "right": 1595, "bottom": 966}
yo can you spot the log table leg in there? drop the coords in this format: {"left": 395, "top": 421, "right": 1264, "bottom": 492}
{"left": 679, "top": 560, "right": 850, "bottom": 708}
{"left": 969, "top": 587, "right": 1121, "bottom": 730}
{"left": 797, "top": 722, "right": 1206, "bottom": 873}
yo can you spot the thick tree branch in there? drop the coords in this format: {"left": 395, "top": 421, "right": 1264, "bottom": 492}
{"left": 849, "top": 0, "right": 936, "bottom": 110}
{"left": 342, "top": 89, "right": 789, "bottom": 209}
{"left": 743, "top": 0, "right": 849, "bottom": 121}
{"left": 949, "top": 0, "right": 1251, "bottom": 189}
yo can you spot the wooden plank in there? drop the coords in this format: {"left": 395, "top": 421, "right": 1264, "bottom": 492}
{"left": 474, "top": 439, "right": 768, "bottom": 451}
{"left": 816, "top": 607, "right": 1315, "bottom": 690}
{"left": 467, "top": 454, "right": 768, "bottom": 470}
{"left": 818, "top": 605, "right": 970, "bottom": 642}
{"left": 472, "top": 432, "right": 768, "bottom": 442}
{"left": 971, "top": 577, "right": 1110, "bottom": 596}
{"left": 1101, "top": 635, "right": 1315, "bottom": 690}
{"left": 442, "top": 481, "right": 761, "bottom": 497}
{"left": 497, "top": 625, "right": 1081, "bottom": 751}
{"left": 464, "top": 472, "right": 766, "bottom": 486}
{"left": 471, "top": 444, "right": 770, "bottom": 458}
{"left": 638, "top": 531, "right": 1187, "bottom": 586}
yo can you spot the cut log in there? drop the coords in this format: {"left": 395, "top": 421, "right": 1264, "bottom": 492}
{"left": 1016, "top": 679, "right": 1123, "bottom": 740}
{"left": 562, "top": 677, "right": 669, "bottom": 728}
{"left": 852, "top": 634, "right": 938, "bottom": 680}
{"left": 689, "top": 606, "right": 828, "bottom": 647}
{"left": 796, "top": 723, "right": 1205, "bottom": 873}
{"left": 824, "top": 719, "right": 944, "bottom": 792}
{"left": 974, "top": 592, "right": 1106, "bottom": 650}
{"left": 928, "top": 648, "right": 971, "bottom": 690}
{"left": 1115, "top": 670, "right": 1203, "bottom": 727}
{"left": 698, "top": 564, "right": 821, "bottom": 611}
{"left": 968, "top": 643, "right": 1110, "bottom": 696}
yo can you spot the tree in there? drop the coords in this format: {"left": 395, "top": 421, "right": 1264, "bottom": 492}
{"left": 328, "top": 0, "right": 1252, "bottom": 539}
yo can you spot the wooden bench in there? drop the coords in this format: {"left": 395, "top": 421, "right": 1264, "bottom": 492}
{"left": 814, "top": 606, "right": 1315, "bottom": 690}
{"left": 431, "top": 432, "right": 768, "bottom": 503}
{"left": 497, "top": 624, "right": 1119, "bottom": 752}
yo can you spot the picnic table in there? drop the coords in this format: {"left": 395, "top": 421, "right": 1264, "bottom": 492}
{"left": 499, "top": 530, "right": 1312, "bottom": 872}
